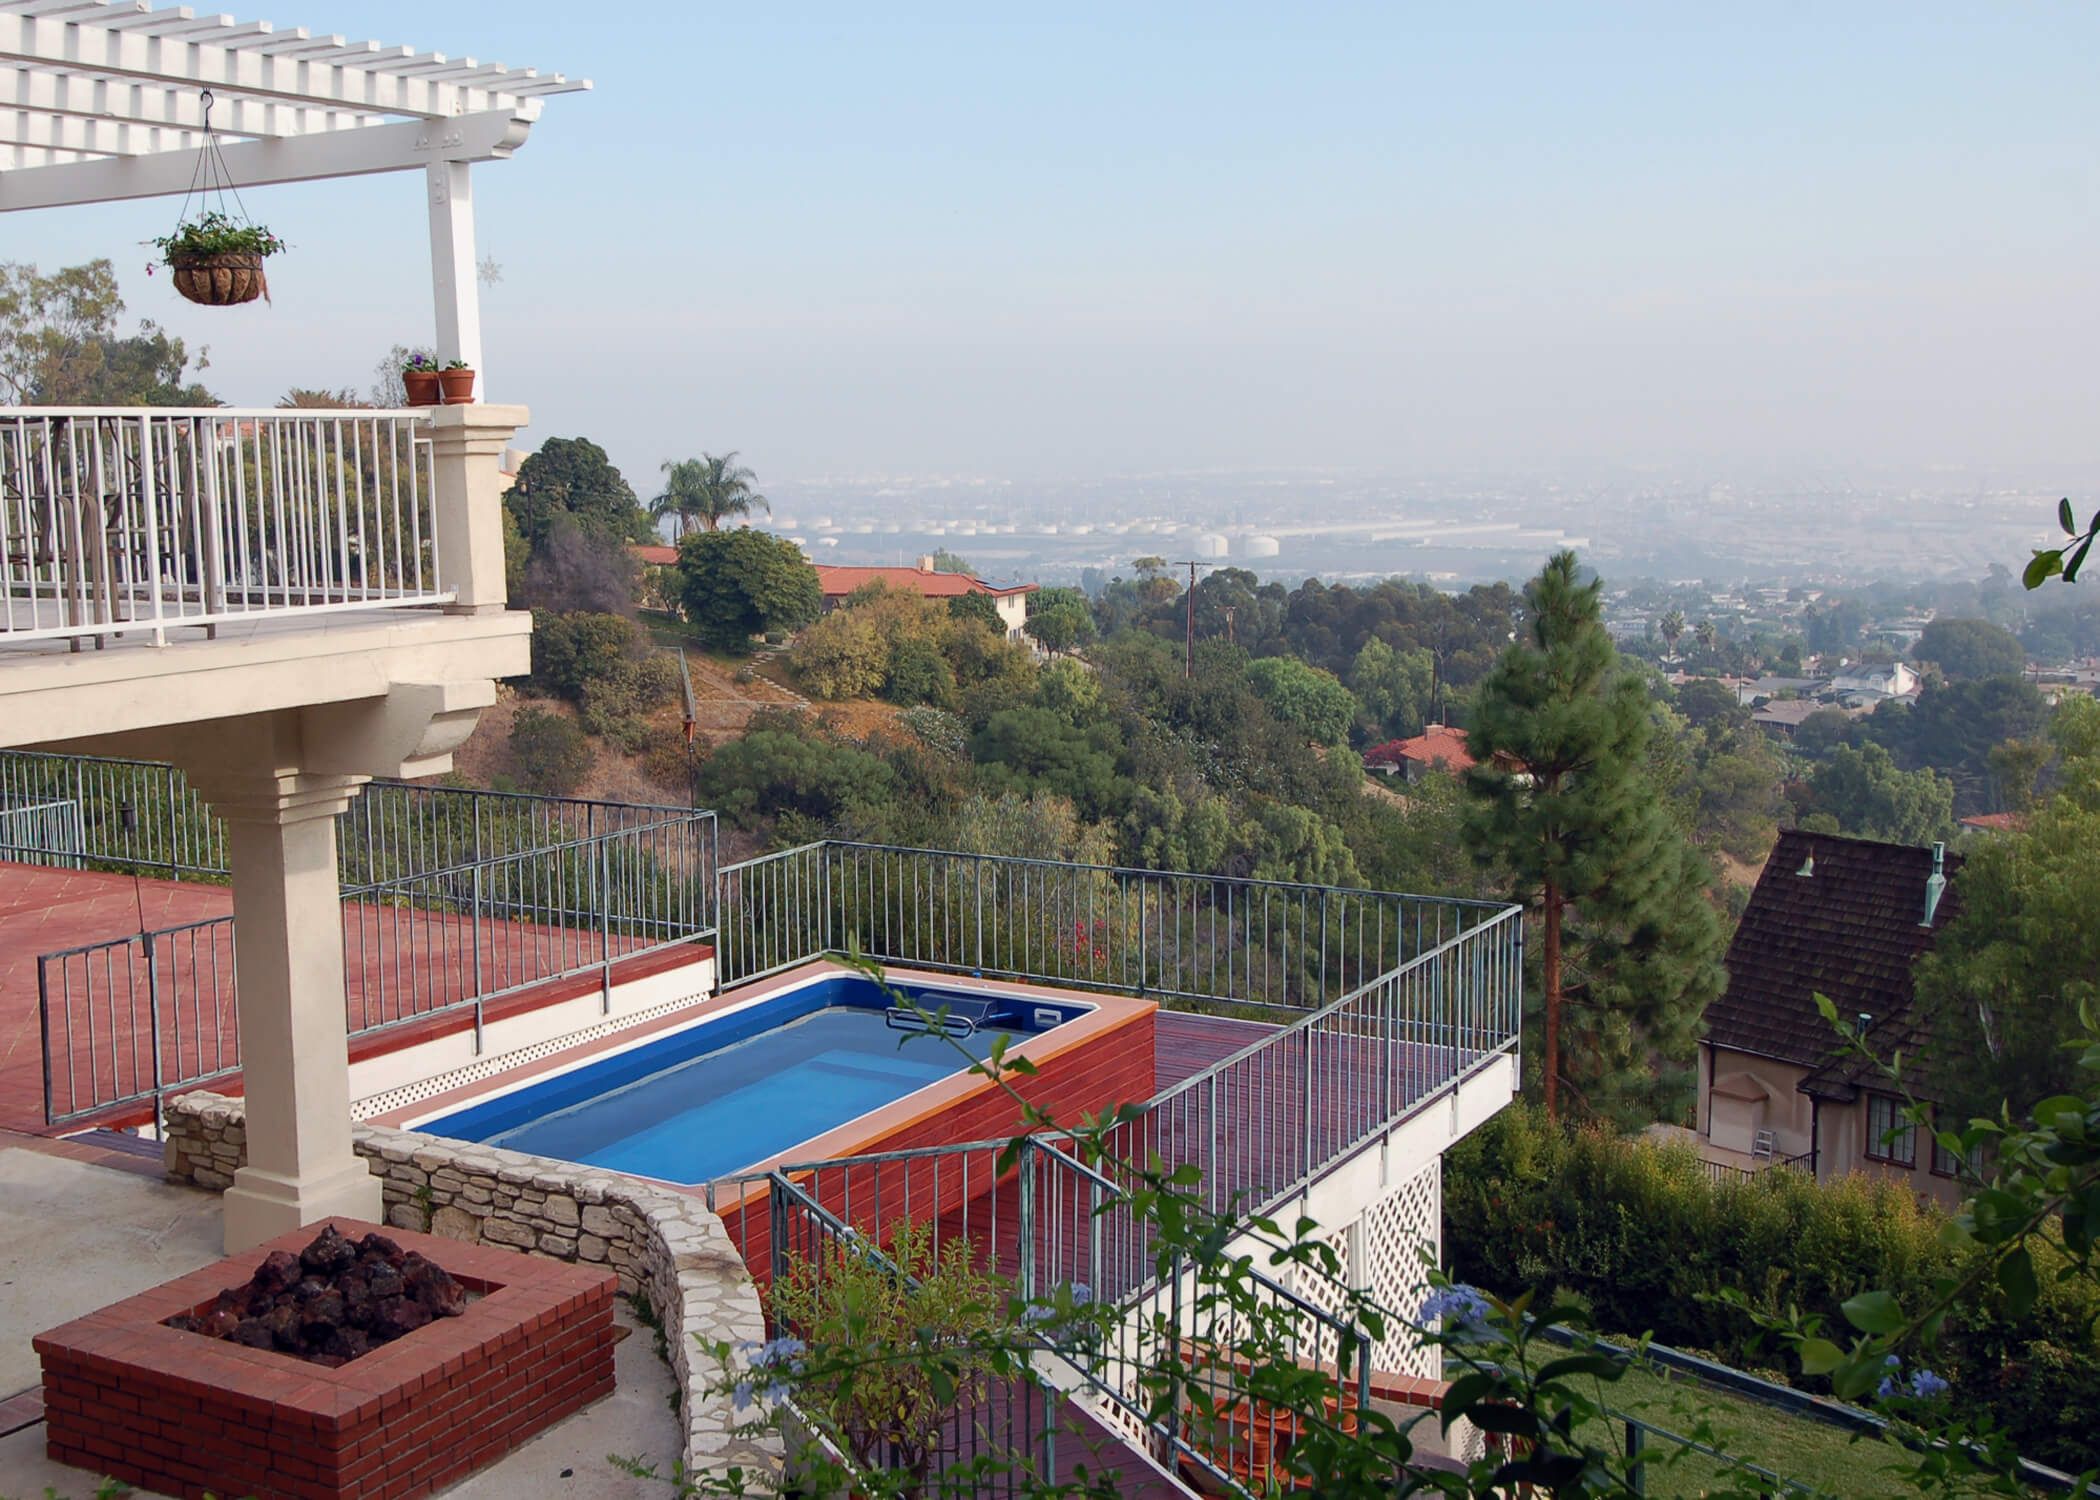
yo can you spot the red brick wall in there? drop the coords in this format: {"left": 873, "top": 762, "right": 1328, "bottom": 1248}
{"left": 36, "top": 1222, "right": 615, "bottom": 1500}
{"left": 727, "top": 1006, "right": 1156, "bottom": 1285}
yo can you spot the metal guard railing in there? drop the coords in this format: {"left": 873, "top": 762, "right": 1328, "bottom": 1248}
{"left": 34, "top": 806, "right": 719, "bottom": 1128}
{"left": 753, "top": 1137, "right": 1378, "bottom": 1494}
{"left": 1, "top": 407, "right": 446, "bottom": 647}
{"left": 716, "top": 838, "right": 1512, "bottom": 1016}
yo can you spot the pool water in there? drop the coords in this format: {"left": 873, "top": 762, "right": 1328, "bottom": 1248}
{"left": 417, "top": 977, "right": 1082, "bottom": 1185}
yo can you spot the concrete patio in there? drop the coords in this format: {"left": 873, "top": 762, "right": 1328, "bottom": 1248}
{"left": 0, "top": 1137, "right": 680, "bottom": 1498}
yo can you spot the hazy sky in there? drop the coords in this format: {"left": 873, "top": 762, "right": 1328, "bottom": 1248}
{"left": 12, "top": 3, "right": 2100, "bottom": 487}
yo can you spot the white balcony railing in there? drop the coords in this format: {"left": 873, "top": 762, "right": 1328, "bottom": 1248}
{"left": 0, "top": 408, "right": 449, "bottom": 647}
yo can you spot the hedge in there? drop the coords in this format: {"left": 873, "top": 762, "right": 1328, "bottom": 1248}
{"left": 1444, "top": 1104, "right": 2100, "bottom": 1472}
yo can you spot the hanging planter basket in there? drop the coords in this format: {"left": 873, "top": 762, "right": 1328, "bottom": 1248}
{"left": 169, "top": 250, "right": 269, "bottom": 307}
{"left": 147, "top": 92, "right": 284, "bottom": 309}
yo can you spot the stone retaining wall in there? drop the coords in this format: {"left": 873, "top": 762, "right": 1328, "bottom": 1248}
{"left": 164, "top": 1092, "right": 780, "bottom": 1481}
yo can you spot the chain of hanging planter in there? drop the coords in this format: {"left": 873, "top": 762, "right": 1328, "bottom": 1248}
{"left": 147, "top": 90, "right": 286, "bottom": 307}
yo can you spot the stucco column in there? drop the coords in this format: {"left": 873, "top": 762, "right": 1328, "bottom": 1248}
{"left": 204, "top": 768, "right": 382, "bottom": 1251}
{"left": 427, "top": 403, "right": 529, "bottom": 615}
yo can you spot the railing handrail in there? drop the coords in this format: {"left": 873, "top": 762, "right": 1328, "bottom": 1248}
{"left": 36, "top": 911, "right": 232, "bottom": 963}
{"left": 1146, "top": 901, "right": 1523, "bottom": 1113}
{"left": 337, "top": 809, "right": 711, "bottom": 896}
{"left": 813, "top": 836, "right": 1515, "bottom": 911}
{"left": 0, "top": 405, "right": 430, "bottom": 420}
{"left": 716, "top": 840, "right": 828, "bottom": 879}
{"left": 0, "top": 747, "right": 697, "bottom": 822}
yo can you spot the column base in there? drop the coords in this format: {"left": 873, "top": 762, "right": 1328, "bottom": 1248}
{"left": 222, "top": 1158, "right": 384, "bottom": 1253}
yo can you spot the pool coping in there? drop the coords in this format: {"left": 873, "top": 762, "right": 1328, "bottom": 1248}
{"left": 370, "top": 961, "right": 1155, "bottom": 1200}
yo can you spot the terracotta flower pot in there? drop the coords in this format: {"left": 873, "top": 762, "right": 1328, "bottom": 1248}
{"left": 438, "top": 368, "right": 477, "bottom": 404}
{"left": 402, "top": 370, "right": 441, "bottom": 407}
{"left": 169, "top": 251, "right": 268, "bottom": 307}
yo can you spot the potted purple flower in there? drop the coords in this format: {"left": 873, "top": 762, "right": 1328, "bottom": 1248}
{"left": 402, "top": 352, "right": 441, "bottom": 407}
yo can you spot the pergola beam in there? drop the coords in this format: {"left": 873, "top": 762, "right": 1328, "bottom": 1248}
{"left": 0, "top": 68, "right": 381, "bottom": 138}
{"left": 0, "top": 102, "right": 528, "bottom": 209}
{"left": 0, "top": 9, "right": 586, "bottom": 121}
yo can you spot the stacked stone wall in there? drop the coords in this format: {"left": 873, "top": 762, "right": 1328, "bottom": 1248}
{"left": 164, "top": 1092, "right": 779, "bottom": 1480}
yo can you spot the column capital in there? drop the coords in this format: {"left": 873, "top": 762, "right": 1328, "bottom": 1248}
{"left": 425, "top": 403, "right": 530, "bottom": 456}
{"left": 187, "top": 767, "right": 367, "bottom": 828}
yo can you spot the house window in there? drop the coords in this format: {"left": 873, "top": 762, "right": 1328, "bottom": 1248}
{"left": 1931, "top": 1137, "right": 1965, "bottom": 1178}
{"left": 1865, "top": 1094, "right": 1916, "bottom": 1167}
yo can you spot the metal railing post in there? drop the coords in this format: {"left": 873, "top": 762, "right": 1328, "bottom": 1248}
{"left": 597, "top": 830, "right": 614, "bottom": 1014}
{"left": 470, "top": 861, "right": 485, "bottom": 1054}
{"left": 137, "top": 413, "right": 169, "bottom": 648}
{"left": 1164, "top": 1253, "right": 1183, "bottom": 1456}
{"left": 769, "top": 1177, "right": 787, "bottom": 1291}
{"left": 164, "top": 764, "right": 181, "bottom": 880}
{"left": 143, "top": 929, "right": 165, "bottom": 1136}
{"left": 1302, "top": 1023, "right": 1316, "bottom": 1176}
{"left": 1625, "top": 1418, "right": 1646, "bottom": 1494}
{"left": 1018, "top": 1143, "right": 1038, "bottom": 1303}
{"left": 36, "top": 959, "right": 55, "bottom": 1125}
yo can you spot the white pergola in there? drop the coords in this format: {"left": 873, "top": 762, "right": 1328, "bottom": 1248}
{"left": 0, "top": 0, "right": 590, "bottom": 375}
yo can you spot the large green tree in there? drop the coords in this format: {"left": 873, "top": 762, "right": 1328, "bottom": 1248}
{"left": 1462, "top": 552, "right": 1724, "bottom": 1121}
{"left": 1806, "top": 742, "right": 1955, "bottom": 845}
{"left": 1912, "top": 617, "right": 2025, "bottom": 681}
{"left": 675, "top": 529, "right": 821, "bottom": 650}
{"left": 0, "top": 259, "right": 213, "bottom": 405}
{"left": 1245, "top": 655, "right": 1357, "bottom": 747}
{"left": 507, "top": 436, "right": 651, "bottom": 546}
{"left": 651, "top": 451, "right": 769, "bottom": 537}
{"left": 1916, "top": 697, "right": 2100, "bottom": 1123}
{"left": 1023, "top": 587, "right": 1096, "bottom": 656}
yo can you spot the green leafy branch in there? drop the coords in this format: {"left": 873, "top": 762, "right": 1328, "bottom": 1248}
{"left": 2024, "top": 499, "right": 2100, "bottom": 588}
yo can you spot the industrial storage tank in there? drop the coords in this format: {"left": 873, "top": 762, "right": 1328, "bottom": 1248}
{"left": 1243, "top": 535, "right": 1281, "bottom": 559}
{"left": 1194, "top": 533, "right": 1230, "bottom": 558}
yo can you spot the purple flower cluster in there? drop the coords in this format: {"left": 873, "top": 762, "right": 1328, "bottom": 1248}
{"left": 1877, "top": 1356, "right": 1951, "bottom": 1403}
{"left": 1419, "top": 1285, "right": 1494, "bottom": 1333}
{"left": 731, "top": 1336, "right": 808, "bottom": 1411}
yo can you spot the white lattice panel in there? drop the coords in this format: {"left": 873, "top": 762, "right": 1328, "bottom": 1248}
{"left": 349, "top": 989, "right": 712, "bottom": 1119}
{"left": 1362, "top": 1158, "right": 1442, "bottom": 1380}
{"left": 1290, "top": 1221, "right": 1355, "bottom": 1367}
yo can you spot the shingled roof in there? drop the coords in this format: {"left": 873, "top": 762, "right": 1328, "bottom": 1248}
{"left": 1704, "top": 830, "right": 1960, "bottom": 1075}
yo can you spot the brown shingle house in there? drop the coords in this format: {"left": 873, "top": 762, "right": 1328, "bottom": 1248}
{"left": 1698, "top": 829, "right": 1967, "bottom": 1204}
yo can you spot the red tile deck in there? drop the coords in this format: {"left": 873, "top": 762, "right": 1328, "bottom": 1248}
{"left": 34, "top": 1218, "right": 615, "bottom": 1500}
{"left": 0, "top": 861, "right": 708, "bottom": 1133}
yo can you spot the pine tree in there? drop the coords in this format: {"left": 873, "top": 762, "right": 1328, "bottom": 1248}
{"left": 1461, "top": 553, "right": 1723, "bottom": 1122}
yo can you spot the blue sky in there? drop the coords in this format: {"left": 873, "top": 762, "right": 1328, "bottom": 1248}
{"left": 13, "top": 3, "right": 2099, "bottom": 485}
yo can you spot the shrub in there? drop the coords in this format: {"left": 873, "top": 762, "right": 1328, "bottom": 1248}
{"left": 509, "top": 709, "right": 591, "bottom": 795}
{"left": 789, "top": 610, "right": 887, "bottom": 699}
{"left": 882, "top": 636, "right": 957, "bottom": 708}
{"left": 1445, "top": 1102, "right": 2100, "bottom": 1471}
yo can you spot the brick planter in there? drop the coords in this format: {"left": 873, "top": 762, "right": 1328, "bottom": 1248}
{"left": 34, "top": 1219, "right": 615, "bottom": 1500}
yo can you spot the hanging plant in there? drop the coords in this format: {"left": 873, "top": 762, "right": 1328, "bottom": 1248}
{"left": 147, "top": 90, "right": 285, "bottom": 308}
{"left": 152, "top": 211, "right": 285, "bottom": 307}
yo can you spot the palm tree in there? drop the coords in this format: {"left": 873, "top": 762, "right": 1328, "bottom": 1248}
{"left": 1659, "top": 609, "right": 1685, "bottom": 657}
{"left": 1694, "top": 618, "right": 1718, "bottom": 656}
{"left": 650, "top": 452, "right": 769, "bottom": 538}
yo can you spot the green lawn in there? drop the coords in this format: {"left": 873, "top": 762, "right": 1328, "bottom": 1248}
{"left": 1568, "top": 1362, "right": 2005, "bottom": 1498}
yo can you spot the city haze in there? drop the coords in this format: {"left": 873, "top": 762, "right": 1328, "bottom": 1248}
{"left": 16, "top": 3, "right": 2099, "bottom": 569}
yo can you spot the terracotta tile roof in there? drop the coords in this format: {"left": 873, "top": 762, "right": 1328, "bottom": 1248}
{"left": 1365, "top": 725, "right": 1475, "bottom": 772}
{"left": 1958, "top": 811, "right": 2028, "bottom": 832}
{"left": 1704, "top": 830, "right": 1960, "bottom": 1075}
{"left": 812, "top": 565, "right": 1036, "bottom": 600}
{"left": 631, "top": 544, "right": 678, "bottom": 566}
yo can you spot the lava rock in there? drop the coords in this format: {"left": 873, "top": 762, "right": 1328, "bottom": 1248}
{"left": 251, "top": 1249, "right": 301, "bottom": 1297}
{"left": 229, "top": 1317, "right": 274, "bottom": 1350}
{"left": 166, "top": 1226, "right": 466, "bottom": 1364}
{"left": 299, "top": 1224, "right": 358, "bottom": 1276}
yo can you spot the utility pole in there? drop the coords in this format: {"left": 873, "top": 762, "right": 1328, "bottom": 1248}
{"left": 1170, "top": 560, "right": 1215, "bottom": 678}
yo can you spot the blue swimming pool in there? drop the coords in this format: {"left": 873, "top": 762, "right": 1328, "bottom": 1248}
{"left": 417, "top": 975, "right": 1091, "bottom": 1185}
